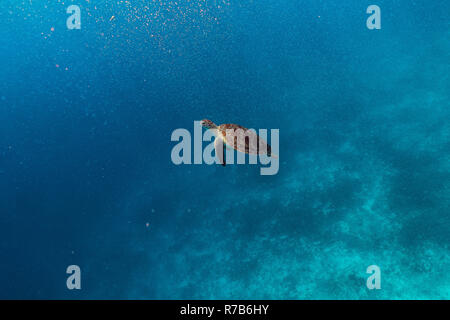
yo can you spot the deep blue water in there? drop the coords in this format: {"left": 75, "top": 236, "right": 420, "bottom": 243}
{"left": 0, "top": 0, "right": 449, "bottom": 299}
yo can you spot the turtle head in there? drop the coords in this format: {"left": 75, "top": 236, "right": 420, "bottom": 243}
{"left": 200, "top": 119, "right": 217, "bottom": 129}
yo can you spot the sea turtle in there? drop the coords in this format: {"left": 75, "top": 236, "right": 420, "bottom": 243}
{"left": 200, "top": 119, "right": 276, "bottom": 166}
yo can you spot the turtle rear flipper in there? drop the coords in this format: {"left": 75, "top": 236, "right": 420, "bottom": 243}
{"left": 214, "top": 137, "right": 226, "bottom": 166}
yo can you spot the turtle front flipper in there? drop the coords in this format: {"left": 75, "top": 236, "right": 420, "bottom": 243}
{"left": 214, "top": 137, "right": 226, "bottom": 166}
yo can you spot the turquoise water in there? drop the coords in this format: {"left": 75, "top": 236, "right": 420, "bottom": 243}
{"left": 0, "top": 1, "right": 449, "bottom": 299}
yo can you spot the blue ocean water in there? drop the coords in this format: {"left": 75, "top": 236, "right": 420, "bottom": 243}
{"left": 0, "top": 0, "right": 449, "bottom": 299}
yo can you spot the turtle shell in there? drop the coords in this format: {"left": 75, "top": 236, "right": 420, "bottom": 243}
{"left": 218, "top": 124, "right": 271, "bottom": 155}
